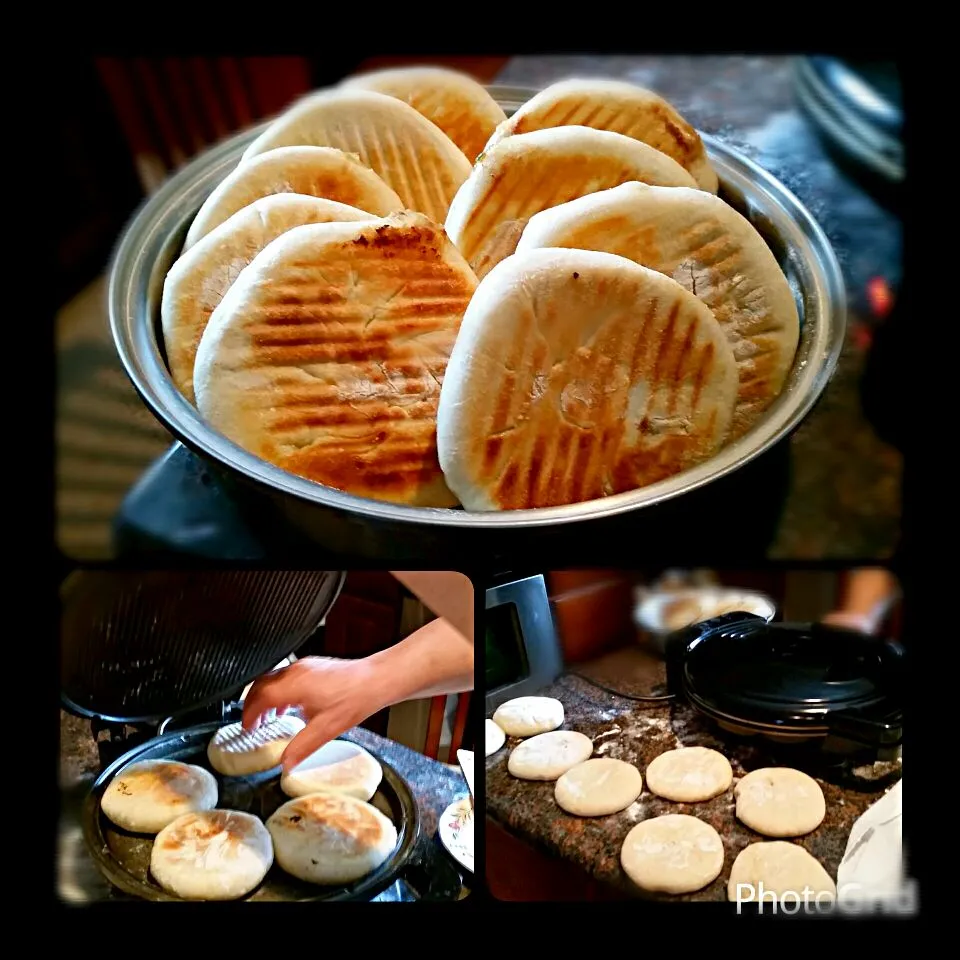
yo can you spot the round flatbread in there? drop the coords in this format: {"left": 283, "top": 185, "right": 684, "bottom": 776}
{"left": 241, "top": 89, "right": 471, "bottom": 222}
{"left": 194, "top": 212, "right": 477, "bottom": 507}
{"left": 491, "top": 696, "right": 564, "bottom": 737}
{"left": 266, "top": 792, "right": 398, "bottom": 886}
{"left": 437, "top": 248, "right": 738, "bottom": 510}
{"left": 483, "top": 77, "right": 717, "bottom": 192}
{"left": 735, "top": 768, "right": 826, "bottom": 837}
{"left": 184, "top": 146, "right": 403, "bottom": 249}
{"left": 342, "top": 66, "right": 506, "bottom": 163}
{"left": 644, "top": 746, "right": 733, "bottom": 802}
{"left": 728, "top": 841, "right": 836, "bottom": 904}
{"left": 621, "top": 814, "right": 725, "bottom": 894}
{"left": 507, "top": 731, "right": 594, "bottom": 781}
{"left": 280, "top": 739, "right": 383, "bottom": 801}
{"left": 555, "top": 758, "right": 643, "bottom": 816}
{"left": 100, "top": 760, "right": 218, "bottom": 834}
{"left": 207, "top": 715, "right": 306, "bottom": 777}
{"left": 518, "top": 181, "right": 800, "bottom": 438}
{"left": 485, "top": 719, "right": 506, "bottom": 757}
{"left": 150, "top": 809, "right": 273, "bottom": 900}
{"left": 163, "top": 194, "right": 375, "bottom": 404}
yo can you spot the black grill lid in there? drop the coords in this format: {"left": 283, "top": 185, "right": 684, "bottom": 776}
{"left": 60, "top": 569, "right": 344, "bottom": 723}
{"left": 665, "top": 615, "right": 904, "bottom": 747}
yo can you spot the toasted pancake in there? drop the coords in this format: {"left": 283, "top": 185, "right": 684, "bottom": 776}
{"left": 184, "top": 146, "right": 402, "bottom": 250}
{"left": 280, "top": 739, "right": 383, "bottom": 801}
{"left": 266, "top": 792, "right": 398, "bottom": 885}
{"left": 444, "top": 126, "right": 697, "bottom": 267}
{"left": 164, "top": 195, "right": 375, "bottom": 404}
{"left": 342, "top": 66, "right": 506, "bottom": 163}
{"left": 484, "top": 77, "right": 718, "bottom": 192}
{"left": 150, "top": 810, "right": 273, "bottom": 900}
{"left": 207, "top": 714, "right": 306, "bottom": 776}
{"left": 194, "top": 212, "right": 477, "bottom": 507}
{"left": 518, "top": 182, "right": 800, "bottom": 438}
{"left": 240, "top": 89, "right": 471, "bottom": 222}
{"left": 436, "top": 248, "right": 737, "bottom": 510}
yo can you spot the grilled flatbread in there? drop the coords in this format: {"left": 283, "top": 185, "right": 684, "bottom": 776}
{"left": 518, "top": 182, "right": 800, "bottom": 438}
{"left": 164, "top": 194, "right": 375, "bottom": 404}
{"left": 184, "top": 146, "right": 402, "bottom": 249}
{"left": 444, "top": 125, "right": 697, "bottom": 267}
{"left": 280, "top": 739, "right": 383, "bottom": 801}
{"left": 194, "top": 212, "right": 477, "bottom": 507}
{"left": 484, "top": 77, "right": 718, "bottom": 192}
{"left": 342, "top": 66, "right": 506, "bottom": 163}
{"left": 207, "top": 714, "right": 306, "bottom": 777}
{"left": 150, "top": 810, "right": 273, "bottom": 900}
{"left": 436, "top": 248, "right": 738, "bottom": 510}
{"left": 240, "top": 89, "right": 471, "bottom": 222}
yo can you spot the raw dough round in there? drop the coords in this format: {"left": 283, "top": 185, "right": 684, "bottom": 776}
{"left": 101, "top": 760, "right": 218, "bottom": 834}
{"left": 555, "top": 758, "right": 643, "bottom": 816}
{"left": 492, "top": 697, "right": 564, "bottom": 737}
{"left": 645, "top": 746, "right": 733, "bottom": 802}
{"left": 150, "top": 810, "right": 273, "bottom": 900}
{"left": 507, "top": 731, "right": 593, "bottom": 781}
{"left": 735, "top": 767, "right": 825, "bottom": 837}
{"left": 207, "top": 715, "right": 306, "bottom": 777}
{"left": 621, "top": 814, "right": 725, "bottom": 894}
{"left": 280, "top": 739, "right": 382, "bottom": 801}
{"left": 727, "top": 841, "right": 836, "bottom": 904}
{"left": 485, "top": 719, "right": 506, "bottom": 757}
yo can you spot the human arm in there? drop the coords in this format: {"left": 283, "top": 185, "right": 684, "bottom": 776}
{"left": 820, "top": 568, "right": 900, "bottom": 634}
{"left": 389, "top": 571, "right": 474, "bottom": 643}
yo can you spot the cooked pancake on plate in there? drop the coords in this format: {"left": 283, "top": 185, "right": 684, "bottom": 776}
{"left": 163, "top": 194, "right": 375, "bottom": 404}
{"left": 266, "top": 792, "right": 398, "bottom": 885}
{"left": 342, "top": 66, "right": 506, "bottom": 163}
{"left": 150, "top": 810, "right": 274, "bottom": 900}
{"left": 280, "top": 739, "right": 383, "bottom": 801}
{"left": 518, "top": 182, "right": 800, "bottom": 438}
{"left": 437, "top": 248, "right": 738, "bottom": 510}
{"left": 207, "top": 714, "right": 306, "bottom": 777}
{"left": 240, "top": 89, "right": 471, "bottom": 222}
{"left": 444, "top": 125, "right": 697, "bottom": 269}
{"left": 100, "top": 759, "right": 218, "bottom": 834}
{"left": 483, "top": 77, "right": 718, "bottom": 192}
{"left": 194, "top": 212, "right": 477, "bottom": 507}
{"left": 184, "top": 146, "right": 402, "bottom": 250}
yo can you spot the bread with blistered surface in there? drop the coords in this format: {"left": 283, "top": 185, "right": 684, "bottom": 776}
{"left": 483, "top": 77, "right": 718, "bottom": 192}
{"left": 184, "top": 146, "right": 402, "bottom": 250}
{"left": 194, "top": 212, "right": 477, "bottom": 507}
{"left": 240, "top": 89, "right": 471, "bottom": 223}
{"left": 436, "top": 248, "right": 738, "bottom": 510}
{"left": 444, "top": 125, "right": 697, "bottom": 269}
{"left": 207, "top": 714, "right": 306, "bottom": 776}
{"left": 518, "top": 182, "right": 799, "bottom": 438}
{"left": 342, "top": 66, "right": 506, "bottom": 164}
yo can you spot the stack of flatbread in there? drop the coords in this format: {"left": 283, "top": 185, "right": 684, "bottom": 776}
{"left": 161, "top": 69, "right": 799, "bottom": 511}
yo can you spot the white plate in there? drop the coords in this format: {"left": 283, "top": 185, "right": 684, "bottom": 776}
{"left": 438, "top": 797, "right": 474, "bottom": 875}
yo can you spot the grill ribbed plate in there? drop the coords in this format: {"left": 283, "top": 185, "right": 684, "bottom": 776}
{"left": 60, "top": 569, "right": 344, "bottom": 722}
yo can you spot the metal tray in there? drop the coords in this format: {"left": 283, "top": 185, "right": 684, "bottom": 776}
{"left": 82, "top": 724, "right": 421, "bottom": 901}
{"left": 109, "top": 84, "right": 846, "bottom": 533}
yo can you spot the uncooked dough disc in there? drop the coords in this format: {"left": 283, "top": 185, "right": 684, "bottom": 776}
{"left": 735, "top": 767, "right": 826, "bottom": 837}
{"left": 620, "top": 814, "right": 725, "bottom": 894}
{"left": 727, "top": 841, "right": 836, "bottom": 904}
{"left": 555, "top": 758, "right": 643, "bottom": 816}
{"left": 645, "top": 746, "right": 733, "bottom": 802}
{"left": 507, "top": 730, "right": 593, "bottom": 781}
{"left": 485, "top": 719, "right": 506, "bottom": 757}
{"left": 492, "top": 697, "right": 564, "bottom": 737}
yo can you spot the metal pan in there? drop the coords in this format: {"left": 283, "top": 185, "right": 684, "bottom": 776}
{"left": 83, "top": 724, "right": 421, "bottom": 901}
{"left": 108, "top": 84, "right": 845, "bottom": 557}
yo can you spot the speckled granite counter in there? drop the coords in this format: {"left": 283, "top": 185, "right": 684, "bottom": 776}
{"left": 485, "top": 647, "right": 902, "bottom": 901}
{"left": 494, "top": 55, "right": 902, "bottom": 560}
{"left": 59, "top": 710, "right": 470, "bottom": 902}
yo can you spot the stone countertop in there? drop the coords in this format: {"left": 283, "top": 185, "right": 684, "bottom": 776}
{"left": 485, "top": 646, "right": 902, "bottom": 901}
{"left": 494, "top": 55, "right": 902, "bottom": 560}
{"left": 58, "top": 710, "right": 470, "bottom": 902}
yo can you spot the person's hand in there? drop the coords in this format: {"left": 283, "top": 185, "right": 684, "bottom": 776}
{"left": 820, "top": 611, "right": 878, "bottom": 634}
{"left": 242, "top": 656, "right": 384, "bottom": 772}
